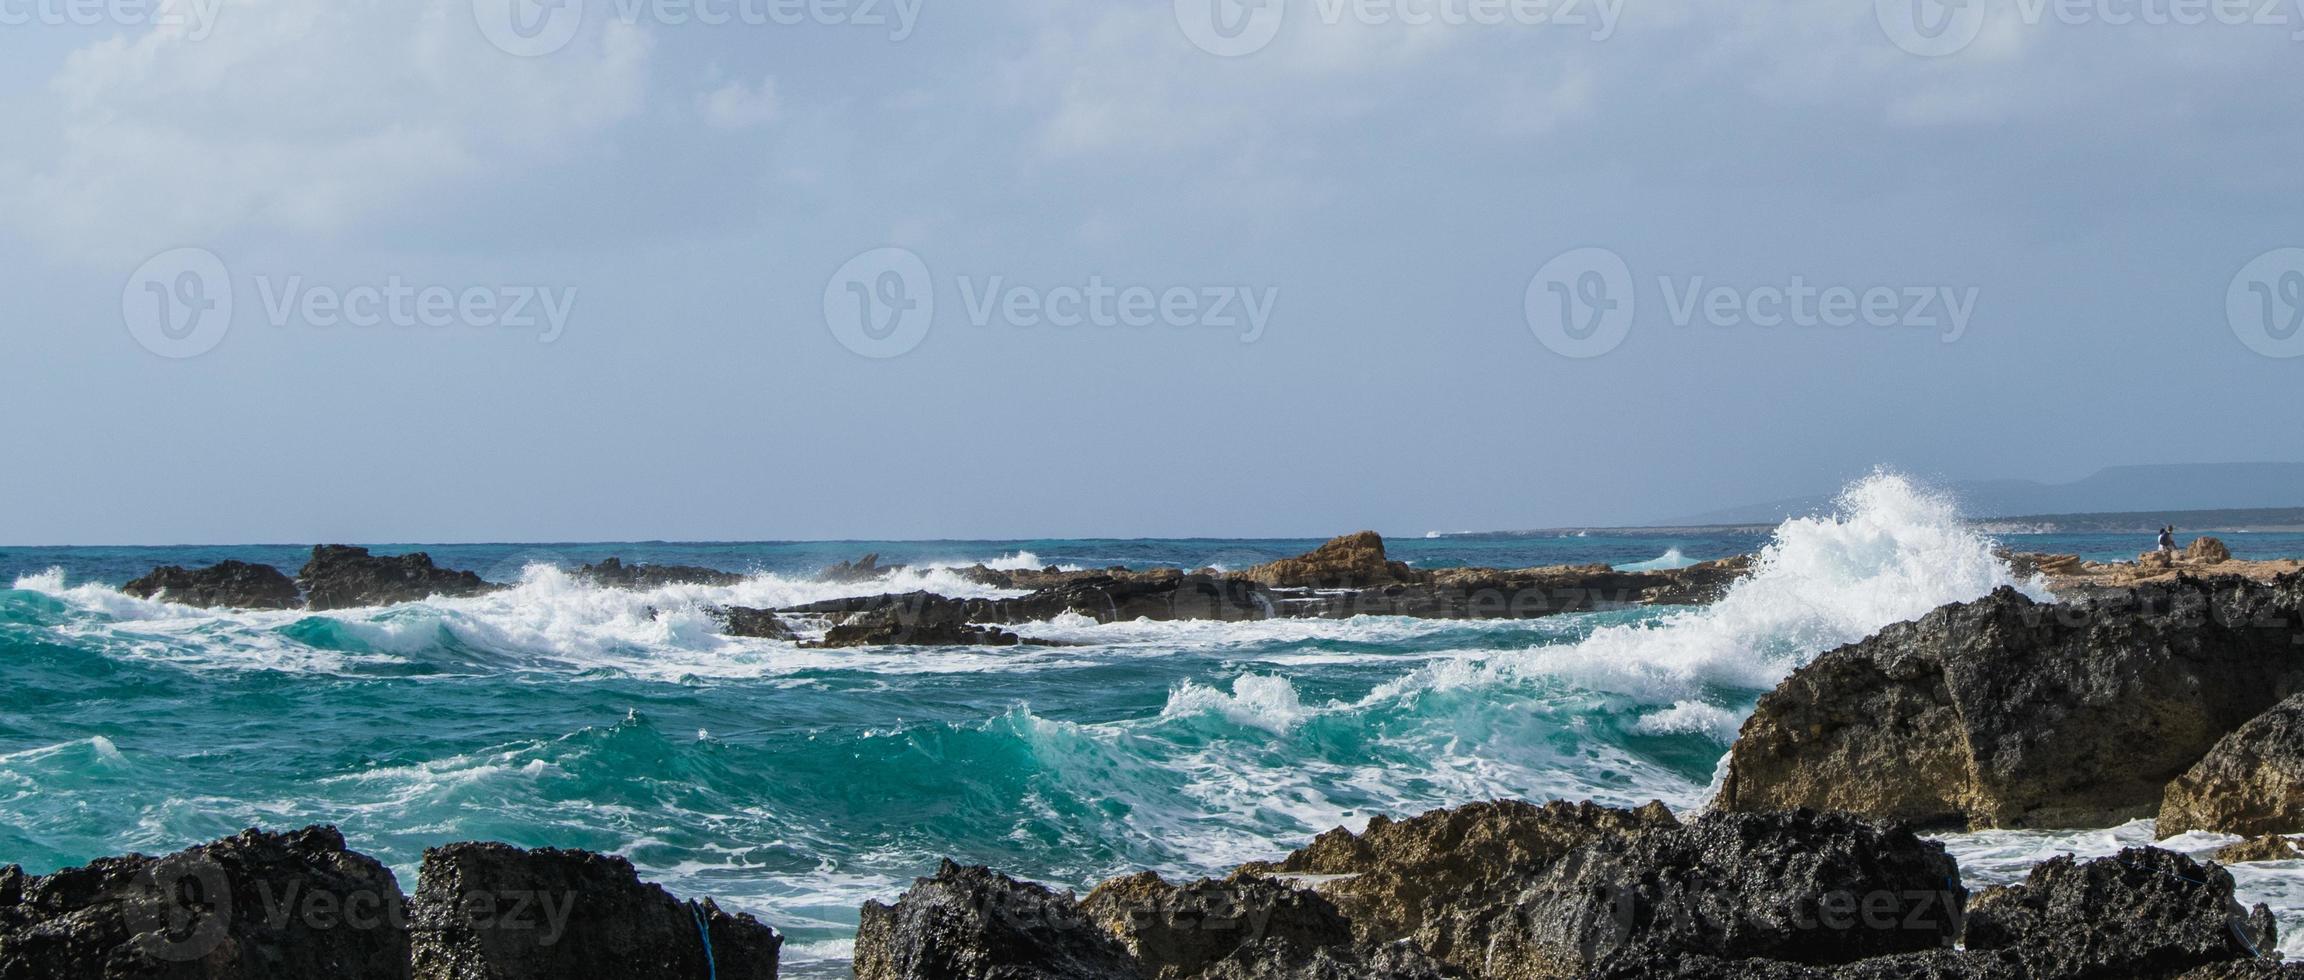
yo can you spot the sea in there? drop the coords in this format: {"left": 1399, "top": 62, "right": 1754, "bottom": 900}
{"left": 4, "top": 474, "right": 2301, "bottom": 976}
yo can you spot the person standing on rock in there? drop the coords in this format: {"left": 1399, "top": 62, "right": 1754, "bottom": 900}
{"left": 2158, "top": 526, "right": 2177, "bottom": 556}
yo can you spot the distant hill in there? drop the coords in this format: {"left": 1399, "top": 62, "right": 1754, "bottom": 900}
{"left": 1666, "top": 463, "right": 2304, "bottom": 526}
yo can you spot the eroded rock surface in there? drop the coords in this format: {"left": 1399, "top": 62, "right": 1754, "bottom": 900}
{"left": 575, "top": 557, "right": 742, "bottom": 590}
{"left": 853, "top": 861, "right": 1138, "bottom": 980}
{"left": 1719, "top": 575, "right": 2304, "bottom": 829}
{"left": 2161, "top": 692, "right": 2304, "bottom": 837}
{"left": 0, "top": 825, "right": 409, "bottom": 980}
{"left": 300, "top": 546, "right": 496, "bottom": 611}
{"left": 122, "top": 560, "right": 302, "bottom": 610}
{"left": 409, "top": 842, "right": 780, "bottom": 980}
{"left": 1963, "top": 847, "right": 2275, "bottom": 979}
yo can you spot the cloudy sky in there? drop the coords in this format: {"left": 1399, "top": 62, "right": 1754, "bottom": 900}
{"left": 2, "top": 0, "right": 2300, "bottom": 544}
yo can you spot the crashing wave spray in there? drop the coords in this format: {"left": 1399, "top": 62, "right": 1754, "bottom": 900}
{"left": 1380, "top": 471, "right": 2039, "bottom": 735}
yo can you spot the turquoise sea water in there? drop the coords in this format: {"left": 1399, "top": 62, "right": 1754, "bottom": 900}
{"left": 5, "top": 483, "right": 2301, "bottom": 976}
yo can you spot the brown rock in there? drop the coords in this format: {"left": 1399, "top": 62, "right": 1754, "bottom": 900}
{"left": 1242, "top": 533, "right": 1419, "bottom": 589}
{"left": 2209, "top": 835, "right": 2304, "bottom": 864}
{"left": 2191, "top": 537, "right": 2236, "bottom": 564}
{"left": 2161, "top": 692, "right": 2304, "bottom": 837}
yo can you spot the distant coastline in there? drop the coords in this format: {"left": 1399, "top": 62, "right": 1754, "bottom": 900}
{"left": 1458, "top": 505, "right": 2304, "bottom": 539}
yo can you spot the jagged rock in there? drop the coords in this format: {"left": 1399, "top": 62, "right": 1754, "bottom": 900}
{"left": 1079, "top": 873, "right": 1354, "bottom": 979}
{"left": 0, "top": 825, "right": 409, "bottom": 979}
{"left": 1235, "top": 799, "right": 1679, "bottom": 971}
{"left": 1585, "top": 948, "right": 2022, "bottom": 979}
{"left": 853, "top": 860, "right": 1137, "bottom": 980}
{"left": 1718, "top": 576, "right": 2304, "bottom": 829}
{"left": 717, "top": 607, "right": 795, "bottom": 641}
{"left": 1242, "top": 533, "right": 1417, "bottom": 589}
{"left": 2209, "top": 835, "right": 2304, "bottom": 864}
{"left": 1490, "top": 809, "right": 1963, "bottom": 977}
{"left": 2161, "top": 693, "right": 2304, "bottom": 837}
{"left": 820, "top": 554, "right": 899, "bottom": 584}
{"left": 1963, "top": 847, "right": 2275, "bottom": 979}
{"left": 299, "top": 546, "right": 496, "bottom": 611}
{"left": 2176, "top": 962, "right": 2304, "bottom": 978}
{"left": 2191, "top": 538, "right": 2236, "bottom": 565}
{"left": 1193, "top": 938, "right": 1455, "bottom": 979}
{"left": 787, "top": 593, "right": 1029, "bottom": 648}
{"left": 409, "top": 842, "right": 779, "bottom": 980}
{"left": 2142, "top": 549, "right": 2178, "bottom": 570}
{"left": 122, "top": 560, "right": 302, "bottom": 610}
{"left": 576, "top": 558, "right": 742, "bottom": 590}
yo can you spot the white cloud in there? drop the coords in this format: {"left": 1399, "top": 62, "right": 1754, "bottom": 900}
{"left": 701, "top": 75, "right": 780, "bottom": 130}
{"left": 4, "top": 0, "right": 652, "bottom": 257}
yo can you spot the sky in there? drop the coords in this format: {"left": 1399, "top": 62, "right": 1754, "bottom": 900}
{"left": 1, "top": 0, "right": 2301, "bottom": 545}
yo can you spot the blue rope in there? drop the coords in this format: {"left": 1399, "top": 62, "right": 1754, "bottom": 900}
{"left": 689, "top": 900, "right": 718, "bottom": 980}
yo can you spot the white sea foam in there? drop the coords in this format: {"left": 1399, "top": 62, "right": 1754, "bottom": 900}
{"left": 1616, "top": 547, "right": 1697, "bottom": 572}
{"left": 1376, "top": 471, "right": 2040, "bottom": 708}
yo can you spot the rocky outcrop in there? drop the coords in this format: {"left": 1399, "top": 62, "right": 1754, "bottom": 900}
{"left": 1242, "top": 532, "right": 1415, "bottom": 588}
{"left": 820, "top": 554, "right": 899, "bottom": 584}
{"left": 122, "top": 560, "right": 303, "bottom": 610}
{"left": 1487, "top": 809, "right": 1963, "bottom": 976}
{"left": 299, "top": 546, "right": 497, "bottom": 611}
{"left": 1235, "top": 799, "right": 1679, "bottom": 966}
{"left": 575, "top": 558, "right": 742, "bottom": 590}
{"left": 2160, "top": 692, "right": 2304, "bottom": 837}
{"left": 409, "top": 842, "right": 779, "bottom": 980}
{"left": 854, "top": 861, "right": 1138, "bottom": 980}
{"left": 0, "top": 825, "right": 410, "bottom": 979}
{"left": 717, "top": 607, "right": 796, "bottom": 641}
{"left": 2192, "top": 537, "right": 2236, "bottom": 564}
{"left": 1964, "top": 847, "right": 2276, "bottom": 978}
{"left": 1079, "top": 873, "right": 1356, "bottom": 979}
{"left": 2210, "top": 835, "right": 2304, "bottom": 864}
{"left": 1718, "top": 575, "right": 2304, "bottom": 830}
{"left": 785, "top": 592, "right": 1031, "bottom": 648}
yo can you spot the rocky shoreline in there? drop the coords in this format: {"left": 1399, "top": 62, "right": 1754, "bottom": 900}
{"left": 42, "top": 539, "right": 2304, "bottom": 977}
{"left": 114, "top": 532, "right": 1754, "bottom": 648}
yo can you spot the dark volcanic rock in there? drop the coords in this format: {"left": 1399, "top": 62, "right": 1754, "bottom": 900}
{"left": 820, "top": 553, "right": 899, "bottom": 584}
{"left": 853, "top": 860, "right": 1137, "bottom": 980}
{"left": 122, "top": 560, "right": 302, "bottom": 610}
{"left": 1193, "top": 938, "right": 1454, "bottom": 979}
{"left": 1079, "top": 873, "right": 1354, "bottom": 979}
{"left": 299, "top": 546, "right": 497, "bottom": 611}
{"left": 717, "top": 606, "right": 796, "bottom": 641}
{"left": 575, "top": 557, "right": 742, "bottom": 590}
{"left": 1235, "top": 799, "right": 1679, "bottom": 970}
{"left": 409, "top": 842, "right": 779, "bottom": 980}
{"left": 0, "top": 825, "right": 409, "bottom": 980}
{"left": 2161, "top": 692, "right": 2304, "bottom": 837}
{"left": 1718, "top": 575, "right": 2304, "bottom": 829}
{"left": 782, "top": 593, "right": 1036, "bottom": 648}
{"left": 1963, "top": 847, "right": 2275, "bottom": 979}
{"left": 1491, "top": 809, "right": 1963, "bottom": 977}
